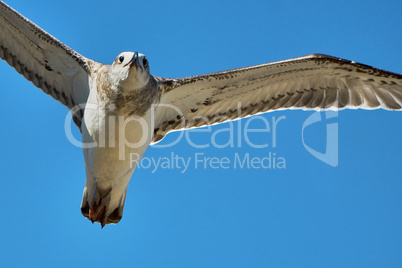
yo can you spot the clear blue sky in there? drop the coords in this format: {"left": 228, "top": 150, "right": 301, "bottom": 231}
{"left": 0, "top": 0, "right": 401, "bottom": 267}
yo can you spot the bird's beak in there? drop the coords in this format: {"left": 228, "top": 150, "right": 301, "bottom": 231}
{"left": 124, "top": 52, "right": 138, "bottom": 68}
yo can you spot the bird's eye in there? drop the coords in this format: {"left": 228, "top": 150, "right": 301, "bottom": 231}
{"left": 143, "top": 58, "right": 148, "bottom": 68}
{"left": 118, "top": 55, "right": 124, "bottom": 63}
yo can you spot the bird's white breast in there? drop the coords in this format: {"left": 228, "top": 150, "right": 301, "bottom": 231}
{"left": 81, "top": 88, "right": 153, "bottom": 190}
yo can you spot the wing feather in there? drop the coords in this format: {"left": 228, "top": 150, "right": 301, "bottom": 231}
{"left": 0, "top": 1, "right": 92, "bottom": 116}
{"left": 152, "top": 54, "right": 402, "bottom": 143}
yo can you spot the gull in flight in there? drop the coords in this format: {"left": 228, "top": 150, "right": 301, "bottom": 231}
{"left": 1, "top": 1, "right": 401, "bottom": 227}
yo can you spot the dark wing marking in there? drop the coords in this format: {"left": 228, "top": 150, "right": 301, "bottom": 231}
{"left": 152, "top": 54, "right": 402, "bottom": 143}
{"left": 0, "top": 1, "right": 93, "bottom": 127}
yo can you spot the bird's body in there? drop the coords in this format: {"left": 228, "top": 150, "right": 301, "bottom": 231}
{"left": 81, "top": 108, "right": 151, "bottom": 225}
{"left": 1, "top": 0, "right": 402, "bottom": 227}
{"left": 80, "top": 53, "right": 160, "bottom": 225}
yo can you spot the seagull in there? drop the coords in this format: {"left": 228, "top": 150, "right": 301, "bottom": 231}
{"left": 1, "top": 1, "right": 402, "bottom": 227}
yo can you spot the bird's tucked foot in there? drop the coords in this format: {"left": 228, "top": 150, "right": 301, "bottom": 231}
{"left": 81, "top": 186, "right": 127, "bottom": 228}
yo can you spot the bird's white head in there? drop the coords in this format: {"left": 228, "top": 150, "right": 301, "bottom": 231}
{"left": 111, "top": 51, "right": 150, "bottom": 90}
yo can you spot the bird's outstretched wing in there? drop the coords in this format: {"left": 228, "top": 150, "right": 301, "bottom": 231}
{"left": 0, "top": 1, "right": 92, "bottom": 127}
{"left": 152, "top": 54, "right": 402, "bottom": 143}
